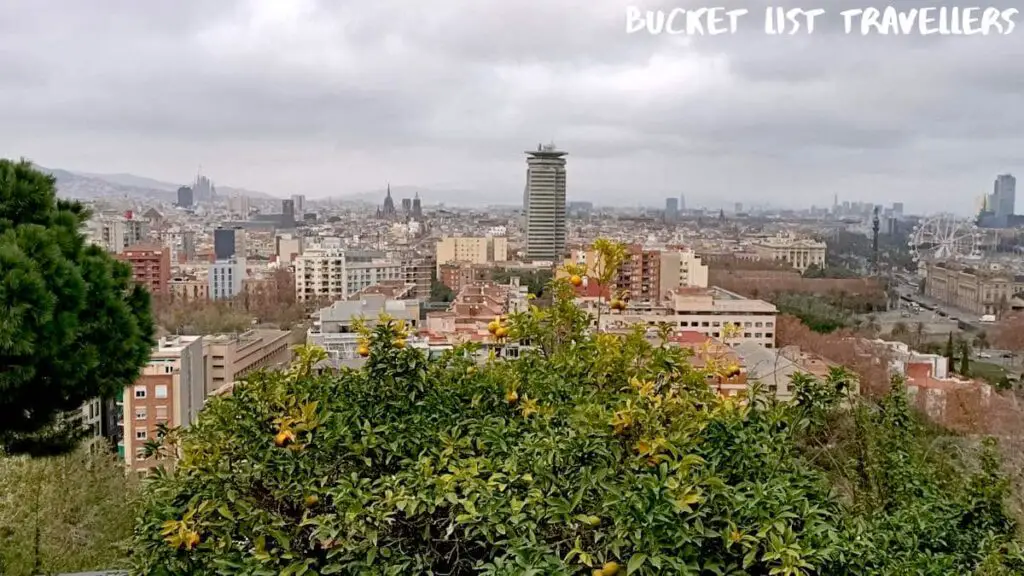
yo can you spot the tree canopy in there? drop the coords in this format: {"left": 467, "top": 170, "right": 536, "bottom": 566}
{"left": 0, "top": 159, "right": 154, "bottom": 455}
{"left": 130, "top": 278, "right": 1024, "bottom": 574}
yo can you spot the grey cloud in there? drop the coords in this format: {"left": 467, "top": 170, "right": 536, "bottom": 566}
{"left": 0, "top": 0, "right": 1020, "bottom": 211}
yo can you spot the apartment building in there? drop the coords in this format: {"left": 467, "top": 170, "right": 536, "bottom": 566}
{"left": 308, "top": 295, "right": 420, "bottom": 361}
{"left": 594, "top": 287, "right": 778, "bottom": 348}
{"left": 121, "top": 335, "right": 205, "bottom": 472}
{"left": 658, "top": 249, "right": 709, "bottom": 291}
{"left": 294, "top": 249, "right": 403, "bottom": 301}
{"left": 204, "top": 329, "right": 293, "bottom": 395}
{"left": 91, "top": 213, "right": 145, "bottom": 254}
{"left": 435, "top": 236, "right": 509, "bottom": 274}
{"left": 925, "top": 261, "right": 1024, "bottom": 315}
{"left": 209, "top": 257, "right": 246, "bottom": 300}
{"left": 749, "top": 234, "right": 826, "bottom": 272}
{"left": 118, "top": 243, "right": 171, "bottom": 296}
{"left": 564, "top": 245, "right": 708, "bottom": 302}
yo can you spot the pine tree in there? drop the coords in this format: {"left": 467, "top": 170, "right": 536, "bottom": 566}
{"left": 960, "top": 340, "right": 971, "bottom": 376}
{"left": 946, "top": 332, "right": 955, "bottom": 372}
{"left": 0, "top": 159, "right": 154, "bottom": 456}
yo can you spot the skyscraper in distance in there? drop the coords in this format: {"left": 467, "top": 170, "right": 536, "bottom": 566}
{"left": 992, "top": 174, "right": 1016, "bottom": 222}
{"left": 523, "top": 143, "right": 568, "bottom": 262}
{"left": 665, "top": 197, "right": 679, "bottom": 222}
{"left": 412, "top": 192, "right": 422, "bottom": 218}
{"left": 679, "top": 194, "right": 686, "bottom": 211}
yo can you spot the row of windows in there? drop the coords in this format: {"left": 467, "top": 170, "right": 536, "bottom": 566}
{"left": 134, "top": 384, "right": 168, "bottom": 399}
{"left": 135, "top": 405, "right": 169, "bottom": 421}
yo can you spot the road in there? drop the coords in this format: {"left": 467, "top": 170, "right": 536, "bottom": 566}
{"left": 893, "top": 282, "right": 986, "bottom": 333}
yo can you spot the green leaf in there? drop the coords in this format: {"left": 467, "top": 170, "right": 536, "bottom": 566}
{"left": 628, "top": 553, "right": 647, "bottom": 574}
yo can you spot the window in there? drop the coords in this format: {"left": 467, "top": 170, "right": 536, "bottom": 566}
{"left": 134, "top": 385, "right": 147, "bottom": 399}
{"left": 155, "top": 406, "right": 168, "bottom": 421}
{"left": 135, "top": 407, "right": 147, "bottom": 420}
{"left": 155, "top": 385, "right": 168, "bottom": 399}
{"left": 135, "top": 429, "right": 148, "bottom": 440}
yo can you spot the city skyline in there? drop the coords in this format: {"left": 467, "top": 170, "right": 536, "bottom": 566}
{"left": 1, "top": 0, "right": 1023, "bottom": 212}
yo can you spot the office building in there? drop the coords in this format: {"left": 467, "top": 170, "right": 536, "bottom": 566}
{"left": 213, "top": 228, "right": 237, "bottom": 260}
{"left": 401, "top": 198, "right": 412, "bottom": 214}
{"left": 282, "top": 199, "right": 296, "bottom": 228}
{"left": 412, "top": 193, "right": 422, "bottom": 219}
{"left": 204, "top": 330, "right": 292, "bottom": 395}
{"left": 595, "top": 288, "right": 778, "bottom": 348}
{"left": 91, "top": 213, "right": 145, "bottom": 254}
{"left": 118, "top": 243, "right": 172, "bottom": 296}
{"left": 121, "top": 335, "right": 205, "bottom": 471}
{"left": 291, "top": 194, "right": 306, "bottom": 216}
{"left": 229, "top": 194, "right": 250, "bottom": 218}
{"left": 209, "top": 257, "right": 246, "bottom": 300}
{"left": 523, "top": 143, "right": 568, "bottom": 262}
{"left": 991, "top": 174, "right": 1016, "bottom": 222}
{"left": 679, "top": 194, "right": 686, "bottom": 211}
{"left": 294, "top": 249, "right": 403, "bottom": 301}
{"left": 435, "top": 236, "right": 509, "bottom": 274}
{"left": 665, "top": 197, "right": 679, "bottom": 221}
{"left": 176, "top": 186, "right": 193, "bottom": 208}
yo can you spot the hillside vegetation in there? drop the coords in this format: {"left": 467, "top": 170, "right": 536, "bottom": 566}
{"left": 130, "top": 280, "right": 1024, "bottom": 575}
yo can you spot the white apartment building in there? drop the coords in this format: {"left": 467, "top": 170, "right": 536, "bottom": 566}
{"left": 209, "top": 257, "right": 246, "bottom": 300}
{"left": 594, "top": 287, "right": 778, "bottom": 348}
{"left": 295, "top": 249, "right": 403, "bottom": 301}
{"left": 523, "top": 143, "right": 568, "bottom": 262}
{"left": 435, "top": 236, "right": 509, "bottom": 274}
{"left": 659, "top": 249, "right": 709, "bottom": 291}
{"left": 308, "top": 295, "right": 420, "bottom": 361}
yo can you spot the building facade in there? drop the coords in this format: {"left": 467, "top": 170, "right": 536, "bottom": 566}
{"left": 750, "top": 235, "right": 827, "bottom": 272}
{"left": 523, "top": 144, "right": 568, "bottom": 262}
{"left": 925, "top": 261, "right": 1024, "bottom": 315}
{"left": 209, "top": 257, "right": 246, "bottom": 300}
{"left": 118, "top": 243, "right": 171, "bottom": 296}
{"left": 435, "top": 236, "right": 509, "bottom": 274}
{"left": 294, "top": 249, "right": 404, "bottom": 301}
{"left": 121, "top": 335, "right": 205, "bottom": 472}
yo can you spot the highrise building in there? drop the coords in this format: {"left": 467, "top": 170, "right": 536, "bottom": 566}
{"left": 177, "top": 186, "right": 193, "bottom": 208}
{"left": 412, "top": 192, "right": 422, "bottom": 219}
{"left": 291, "top": 194, "right": 306, "bottom": 215}
{"left": 992, "top": 174, "right": 1016, "bottom": 222}
{"left": 679, "top": 194, "right": 686, "bottom": 211}
{"left": 213, "top": 228, "right": 237, "bottom": 260}
{"left": 665, "top": 197, "right": 679, "bottom": 222}
{"left": 229, "top": 194, "right": 250, "bottom": 218}
{"left": 282, "top": 199, "right": 296, "bottom": 228}
{"left": 523, "top": 143, "right": 568, "bottom": 262}
{"left": 294, "top": 249, "right": 403, "bottom": 301}
{"left": 401, "top": 198, "right": 412, "bottom": 214}
{"left": 209, "top": 257, "right": 246, "bottom": 300}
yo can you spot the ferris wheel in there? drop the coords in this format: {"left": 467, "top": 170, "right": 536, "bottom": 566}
{"left": 908, "top": 214, "right": 982, "bottom": 263}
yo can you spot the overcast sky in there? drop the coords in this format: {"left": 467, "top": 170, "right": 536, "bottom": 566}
{"left": 0, "top": 0, "right": 1021, "bottom": 212}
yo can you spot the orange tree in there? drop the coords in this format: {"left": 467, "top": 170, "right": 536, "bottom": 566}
{"left": 129, "top": 278, "right": 1024, "bottom": 574}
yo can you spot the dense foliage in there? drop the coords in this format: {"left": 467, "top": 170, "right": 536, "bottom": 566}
{"left": 0, "top": 159, "right": 154, "bottom": 455}
{"left": 131, "top": 280, "right": 1024, "bottom": 575}
{"left": 0, "top": 446, "right": 138, "bottom": 574}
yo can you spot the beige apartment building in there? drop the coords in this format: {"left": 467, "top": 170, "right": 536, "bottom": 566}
{"left": 925, "top": 261, "right": 1024, "bottom": 315}
{"left": 750, "top": 235, "right": 826, "bottom": 272}
{"left": 435, "top": 236, "right": 508, "bottom": 275}
{"left": 205, "top": 329, "right": 293, "bottom": 394}
{"left": 121, "top": 335, "right": 205, "bottom": 472}
{"left": 594, "top": 287, "right": 778, "bottom": 348}
{"left": 658, "top": 249, "right": 709, "bottom": 292}
{"left": 295, "top": 249, "right": 404, "bottom": 302}
{"left": 120, "top": 330, "right": 293, "bottom": 471}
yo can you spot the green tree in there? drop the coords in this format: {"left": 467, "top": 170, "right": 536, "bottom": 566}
{"left": 960, "top": 340, "right": 971, "bottom": 376}
{"left": 0, "top": 445, "right": 138, "bottom": 575}
{"left": 0, "top": 159, "right": 155, "bottom": 456}
{"left": 946, "top": 332, "right": 956, "bottom": 370}
{"left": 129, "top": 290, "right": 1024, "bottom": 574}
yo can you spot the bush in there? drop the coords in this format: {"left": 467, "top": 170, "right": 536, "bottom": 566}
{"left": 129, "top": 281, "right": 1024, "bottom": 575}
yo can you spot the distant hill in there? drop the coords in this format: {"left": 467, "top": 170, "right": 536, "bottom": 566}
{"left": 35, "top": 167, "right": 279, "bottom": 202}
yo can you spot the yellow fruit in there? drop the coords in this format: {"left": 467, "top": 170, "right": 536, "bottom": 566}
{"left": 304, "top": 495, "right": 319, "bottom": 507}
{"left": 602, "top": 561, "right": 620, "bottom": 575}
{"left": 487, "top": 321, "right": 499, "bottom": 334}
{"left": 184, "top": 530, "right": 201, "bottom": 550}
{"left": 357, "top": 345, "right": 370, "bottom": 357}
{"left": 505, "top": 390, "right": 519, "bottom": 404}
{"left": 610, "top": 299, "right": 622, "bottom": 310}
{"left": 726, "top": 364, "right": 741, "bottom": 377}
{"left": 274, "top": 430, "right": 295, "bottom": 447}
{"left": 393, "top": 339, "right": 406, "bottom": 349}
{"left": 467, "top": 367, "right": 477, "bottom": 376}
{"left": 495, "top": 326, "right": 509, "bottom": 338}
{"left": 570, "top": 274, "right": 582, "bottom": 287}
{"left": 592, "top": 570, "right": 604, "bottom": 576}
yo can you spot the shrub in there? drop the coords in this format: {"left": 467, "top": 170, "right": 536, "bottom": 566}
{"left": 129, "top": 280, "right": 1024, "bottom": 575}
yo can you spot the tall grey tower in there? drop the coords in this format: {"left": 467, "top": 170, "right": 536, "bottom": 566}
{"left": 992, "top": 174, "right": 1016, "bottom": 223}
{"left": 524, "top": 143, "right": 568, "bottom": 262}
